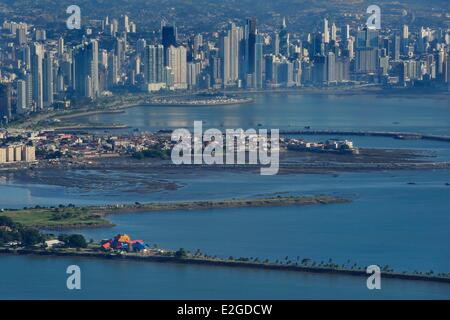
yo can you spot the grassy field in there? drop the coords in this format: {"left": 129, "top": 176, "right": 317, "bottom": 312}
{"left": 0, "top": 207, "right": 112, "bottom": 229}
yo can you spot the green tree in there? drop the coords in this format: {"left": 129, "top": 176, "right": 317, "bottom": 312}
{"left": 175, "top": 248, "right": 187, "bottom": 259}
{"left": 0, "top": 216, "right": 16, "bottom": 228}
{"left": 19, "top": 228, "right": 43, "bottom": 247}
{"left": 67, "top": 234, "right": 88, "bottom": 248}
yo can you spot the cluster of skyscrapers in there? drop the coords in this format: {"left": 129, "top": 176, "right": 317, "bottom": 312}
{"left": 1, "top": 14, "right": 449, "bottom": 124}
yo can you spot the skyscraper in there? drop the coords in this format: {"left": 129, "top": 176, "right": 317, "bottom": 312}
{"left": 220, "top": 23, "right": 241, "bottom": 87}
{"left": 0, "top": 83, "right": 12, "bottom": 122}
{"left": 193, "top": 34, "right": 203, "bottom": 51}
{"left": 326, "top": 52, "right": 336, "bottom": 83}
{"left": 121, "top": 15, "right": 129, "bottom": 33}
{"left": 273, "top": 33, "right": 280, "bottom": 55}
{"left": 73, "top": 40, "right": 99, "bottom": 98}
{"left": 343, "top": 25, "right": 350, "bottom": 42}
{"left": 144, "top": 44, "right": 164, "bottom": 84}
{"left": 355, "top": 48, "right": 379, "bottom": 73}
{"left": 162, "top": 24, "right": 177, "bottom": 65}
{"left": 245, "top": 18, "right": 257, "bottom": 76}
{"left": 279, "top": 17, "right": 290, "bottom": 57}
{"left": 136, "top": 38, "right": 147, "bottom": 58}
{"left": 402, "top": 25, "right": 409, "bottom": 40}
{"left": 355, "top": 27, "right": 380, "bottom": 75}
{"left": 356, "top": 27, "right": 379, "bottom": 49}
{"left": 167, "top": 45, "right": 187, "bottom": 89}
{"left": 25, "top": 73, "right": 33, "bottom": 108}
{"left": 115, "top": 38, "right": 125, "bottom": 70}
{"left": 401, "top": 25, "right": 409, "bottom": 55}
{"left": 229, "top": 23, "right": 240, "bottom": 84}
{"left": 21, "top": 45, "right": 31, "bottom": 70}
{"left": 90, "top": 40, "right": 99, "bottom": 97}
{"left": 323, "top": 18, "right": 330, "bottom": 44}
{"left": 16, "top": 26, "right": 27, "bottom": 46}
{"left": 16, "top": 80, "right": 27, "bottom": 114}
{"left": 331, "top": 23, "right": 337, "bottom": 42}
{"left": 58, "top": 37, "right": 64, "bottom": 56}
{"left": 187, "top": 62, "right": 201, "bottom": 89}
{"left": 391, "top": 34, "right": 400, "bottom": 61}
{"left": 43, "top": 52, "right": 54, "bottom": 107}
{"left": 107, "top": 52, "right": 119, "bottom": 87}
{"left": 254, "top": 33, "right": 264, "bottom": 89}
{"left": 31, "top": 43, "right": 44, "bottom": 109}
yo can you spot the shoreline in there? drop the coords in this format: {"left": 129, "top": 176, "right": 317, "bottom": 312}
{"left": 1, "top": 248, "right": 449, "bottom": 285}
{"left": 52, "top": 124, "right": 129, "bottom": 131}
{"left": 6, "top": 87, "right": 449, "bottom": 131}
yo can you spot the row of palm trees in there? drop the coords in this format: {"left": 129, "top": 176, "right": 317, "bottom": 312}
{"left": 155, "top": 245, "right": 449, "bottom": 278}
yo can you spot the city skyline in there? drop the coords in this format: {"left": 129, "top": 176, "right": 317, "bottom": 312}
{"left": 0, "top": 0, "right": 450, "bottom": 303}
{"left": 1, "top": 6, "right": 449, "bottom": 124}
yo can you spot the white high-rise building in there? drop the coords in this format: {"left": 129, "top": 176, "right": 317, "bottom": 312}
{"left": 58, "top": 37, "right": 64, "bottom": 56}
{"left": 331, "top": 23, "right": 337, "bottom": 42}
{"left": 220, "top": 34, "right": 231, "bottom": 85}
{"left": 167, "top": 45, "right": 187, "bottom": 89}
{"left": 220, "top": 23, "right": 241, "bottom": 86}
{"left": 402, "top": 25, "right": 409, "bottom": 39}
{"left": 344, "top": 25, "right": 350, "bottom": 42}
{"left": 228, "top": 23, "right": 240, "bottom": 83}
{"left": 323, "top": 18, "right": 330, "bottom": 44}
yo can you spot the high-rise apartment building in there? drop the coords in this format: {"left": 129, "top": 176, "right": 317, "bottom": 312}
{"left": 144, "top": 44, "right": 164, "bottom": 84}
{"left": 73, "top": 40, "right": 99, "bottom": 98}
{"left": 167, "top": 45, "right": 187, "bottom": 89}
{"left": 16, "top": 80, "right": 27, "bottom": 114}
{"left": 43, "top": 52, "right": 54, "bottom": 107}
{"left": 31, "top": 43, "right": 44, "bottom": 109}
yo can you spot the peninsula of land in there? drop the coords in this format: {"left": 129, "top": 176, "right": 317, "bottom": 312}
{"left": 1, "top": 195, "right": 349, "bottom": 229}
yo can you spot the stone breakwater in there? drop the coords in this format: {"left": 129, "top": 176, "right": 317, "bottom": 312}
{"left": 1, "top": 248, "right": 449, "bottom": 285}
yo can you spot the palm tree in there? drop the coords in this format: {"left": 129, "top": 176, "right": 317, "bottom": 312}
{"left": 301, "top": 258, "right": 311, "bottom": 266}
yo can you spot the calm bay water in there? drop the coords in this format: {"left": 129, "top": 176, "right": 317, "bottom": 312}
{"left": 1, "top": 94, "right": 449, "bottom": 299}
{"left": 76, "top": 94, "right": 450, "bottom": 134}
{"left": 1, "top": 255, "right": 450, "bottom": 300}
{"left": 64, "top": 170, "right": 450, "bottom": 274}
{"left": 1, "top": 170, "right": 450, "bottom": 299}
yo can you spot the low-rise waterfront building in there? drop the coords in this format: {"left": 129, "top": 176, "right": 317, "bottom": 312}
{"left": 0, "top": 148, "right": 6, "bottom": 163}
{"left": 0, "top": 145, "right": 36, "bottom": 164}
{"left": 6, "top": 146, "right": 14, "bottom": 162}
{"left": 14, "top": 146, "right": 22, "bottom": 162}
{"left": 22, "top": 146, "right": 36, "bottom": 162}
